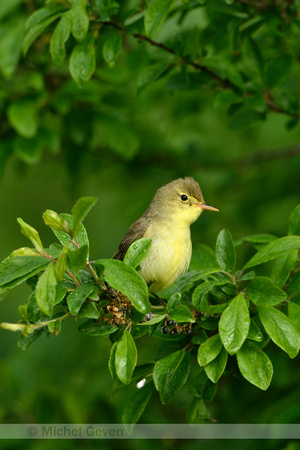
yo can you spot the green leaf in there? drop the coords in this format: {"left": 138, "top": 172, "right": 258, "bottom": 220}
{"left": 246, "top": 276, "right": 287, "bottom": 307}
{"left": 70, "top": 0, "right": 89, "bottom": 42}
{"left": 138, "top": 314, "right": 166, "bottom": 326}
{"left": 115, "top": 330, "right": 137, "bottom": 385}
{"left": 204, "top": 57, "right": 244, "bottom": 90}
{"left": 25, "top": 6, "right": 63, "bottom": 30}
{"left": 215, "top": 229, "right": 236, "bottom": 273}
{"left": 23, "top": 10, "right": 64, "bottom": 55}
{"left": 199, "top": 297, "right": 228, "bottom": 315}
{"left": 244, "top": 92, "right": 266, "bottom": 113}
{"left": 244, "top": 236, "right": 300, "bottom": 269}
{"left": 95, "top": 259, "right": 150, "bottom": 314}
{"left": 192, "top": 279, "right": 228, "bottom": 310}
{"left": 166, "top": 292, "right": 181, "bottom": 313}
{"left": 270, "top": 250, "right": 298, "bottom": 288}
{"left": 186, "top": 398, "right": 211, "bottom": 424}
{"left": 43, "top": 210, "right": 71, "bottom": 233}
{"left": 204, "top": 347, "right": 228, "bottom": 383}
{"left": 123, "top": 238, "right": 152, "bottom": 269}
{"left": 132, "top": 363, "right": 155, "bottom": 381}
{"left": 67, "top": 284, "right": 95, "bottom": 315}
{"left": 35, "top": 263, "right": 57, "bottom": 316}
{"left": 103, "top": 34, "right": 122, "bottom": 68}
{"left": 10, "top": 248, "right": 39, "bottom": 258}
{"left": 144, "top": 0, "right": 174, "bottom": 37}
{"left": 54, "top": 285, "right": 67, "bottom": 306}
{"left": 48, "top": 319, "right": 61, "bottom": 335}
{"left": 67, "top": 244, "right": 89, "bottom": 270}
{"left": 71, "top": 196, "right": 98, "bottom": 238}
{"left": 50, "top": 214, "right": 89, "bottom": 250}
{"left": 137, "top": 63, "right": 174, "bottom": 95}
{"left": 50, "top": 11, "right": 71, "bottom": 67}
{"left": 160, "top": 270, "right": 218, "bottom": 299}
{"left": 235, "top": 233, "right": 277, "bottom": 247}
{"left": 0, "top": 256, "right": 49, "bottom": 287}
{"left": 17, "top": 218, "right": 43, "bottom": 253}
{"left": 78, "top": 320, "right": 118, "bottom": 336}
{"left": 214, "top": 90, "right": 241, "bottom": 108}
{"left": 237, "top": 344, "right": 273, "bottom": 390}
{"left": 69, "top": 33, "right": 96, "bottom": 88}
{"left": 247, "top": 319, "right": 264, "bottom": 342}
{"left": 13, "top": 135, "right": 43, "bottom": 164}
{"left": 7, "top": 101, "right": 38, "bottom": 138}
{"left": 219, "top": 293, "right": 250, "bottom": 355}
{"left": 198, "top": 334, "right": 223, "bottom": 366}
{"left": 288, "top": 204, "right": 300, "bottom": 236}
{"left": 77, "top": 301, "right": 100, "bottom": 319}
{"left": 188, "top": 369, "right": 217, "bottom": 401}
{"left": 264, "top": 55, "right": 292, "bottom": 88}
{"left": 168, "top": 304, "right": 195, "bottom": 323}
{"left": 238, "top": 271, "right": 256, "bottom": 281}
{"left": 18, "top": 327, "right": 46, "bottom": 351}
{"left": 228, "top": 107, "right": 265, "bottom": 130}
{"left": 122, "top": 382, "right": 153, "bottom": 433}
{"left": 153, "top": 350, "right": 190, "bottom": 404}
{"left": 54, "top": 246, "right": 68, "bottom": 281}
{"left": 0, "top": 17, "right": 25, "bottom": 78}
{"left": 108, "top": 342, "right": 122, "bottom": 387}
{"left": 258, "top": 307, "right": 300, "bottom": 358}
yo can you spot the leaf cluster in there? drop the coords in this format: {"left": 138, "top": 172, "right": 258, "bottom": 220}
{"left": 0, "top": 0, "right": 299, "bottom": 170}
{"left": 0, "top": 199, "right": 299, "bottom": 426}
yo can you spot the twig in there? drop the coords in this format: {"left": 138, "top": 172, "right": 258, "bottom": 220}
{"left": 86, "top": 261, "right": 99, "bottom": 283}
{"left": 0, "top": 312, "right": 72, "bottom": 333}
{"left": 101, "top": 21, "right": 299, "bottom": 121}
{"left": 102, "top": 21, "right": 228, "bottom": 88}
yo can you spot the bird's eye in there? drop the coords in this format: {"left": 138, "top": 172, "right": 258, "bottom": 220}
{"left": 181, "top": 194, "right": 188, "bottom": 201}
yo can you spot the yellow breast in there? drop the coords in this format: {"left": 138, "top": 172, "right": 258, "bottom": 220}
{"left": 139, "top": 221, "right": 192, "bottom": 293}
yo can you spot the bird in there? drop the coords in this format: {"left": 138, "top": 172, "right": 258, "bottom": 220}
{"left": 113, "top": 177, "right": 218, "bottom": 294}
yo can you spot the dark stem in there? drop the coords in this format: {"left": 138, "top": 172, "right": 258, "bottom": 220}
{"left": 101, "top": 21, "right": 299, "bottom": 121}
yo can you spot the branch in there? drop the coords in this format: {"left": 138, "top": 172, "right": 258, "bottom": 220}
{"left": 101, "top": 21, "right": 299, "bottom": 121}
{"left": 102, "top": 21, "right": 228, "bottom": 88}
{"left": 0, "top": 312, "right": 72, "bottom": 333}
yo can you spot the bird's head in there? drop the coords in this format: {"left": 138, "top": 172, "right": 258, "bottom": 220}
{"left": 150, "top": 177, "right": 218, "bottom": 225}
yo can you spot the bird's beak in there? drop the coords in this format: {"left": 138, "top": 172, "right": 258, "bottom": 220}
{"left": 197, "top": 203, "right": 219, "bottom": 212}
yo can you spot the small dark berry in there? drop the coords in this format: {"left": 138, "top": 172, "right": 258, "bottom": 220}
{"left": 169, "top": 329, "right": 175, "bottom": 336}
{"left": 167, "top": 319, "right": 173, "bottom": 326}
{"left": 175, "top": 328, "right": 180, "bottom": 334}
{"left": 186, "top": 328, "right": 192, "bottom": 334}
{"left": 162, "top": 326, "right": 168, "bottom": 334}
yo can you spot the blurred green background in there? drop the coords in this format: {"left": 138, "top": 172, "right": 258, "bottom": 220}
{"left": 0, "top": 0, "right": 300, "bottom": 447}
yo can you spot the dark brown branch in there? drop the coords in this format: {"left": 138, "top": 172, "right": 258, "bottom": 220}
{"left": 102, "top": 21, "right": 228, "bottom": 88}
{"left": 101, "top": 20, "right": 299, "bottom": 121}
{"left": 264, "top": 98, "right": 300, "bottom": 121}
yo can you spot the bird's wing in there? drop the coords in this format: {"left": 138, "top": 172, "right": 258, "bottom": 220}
{"left": 112, "top": 212, "right": 151, "bottom": 261}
